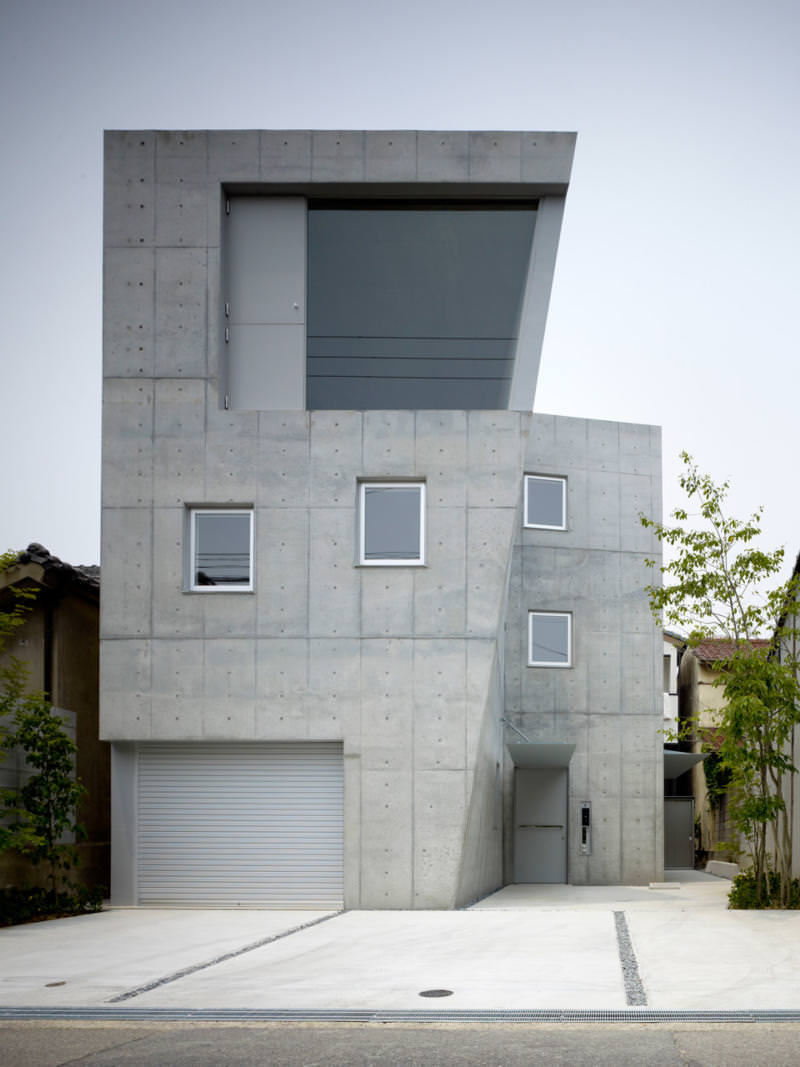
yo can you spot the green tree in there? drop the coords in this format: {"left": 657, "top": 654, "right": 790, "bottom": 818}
{"left": 0, "top": 696, "right": 87, "bottom": 895}
{"left": 0, "top": 551, "right": 87, "bottom": 898}
{"left": 641, "top": 453, "right": 800, "bottom": 906}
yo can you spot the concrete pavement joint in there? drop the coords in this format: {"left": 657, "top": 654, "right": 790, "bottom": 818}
{"left": 107, "top": 911, "right": 342, "bottom": 1003}
{"left": 613, "top": 911, "right": 646, "bottom": 1006}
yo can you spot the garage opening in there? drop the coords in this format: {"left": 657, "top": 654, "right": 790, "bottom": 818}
{"left": 136, "top": 742, "right": 343, "bottom": 908}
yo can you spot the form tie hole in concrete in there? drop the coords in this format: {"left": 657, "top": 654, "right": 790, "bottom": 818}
{"left": 46, "top": 981, "right": 66, "bottom": 987}
{"left": 419, "top": 989, "right": 453, "bottom": 998}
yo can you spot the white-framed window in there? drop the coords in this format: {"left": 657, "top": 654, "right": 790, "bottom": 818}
{"left": 188, "top": 508, "right": 254, "bottom": 591}
{"left": 524, "top": 475, "right": 566, "bottom": 530}
{"left": 358, "top": 482, "right": 425, "bottom": 565}
{"left": 528, "top": 611, "right": 572, "bottom": 667}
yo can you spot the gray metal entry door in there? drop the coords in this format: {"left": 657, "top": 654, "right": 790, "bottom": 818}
{"left": 664, "top": 796, "right": 694, "bottom": 869}
{"left": 514, "top": 768, "right": 568, "bottom": 883}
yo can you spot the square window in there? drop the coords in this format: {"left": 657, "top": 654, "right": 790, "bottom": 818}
{"left": 524, "top": 475, "right": 566, "bottom": 530}
{"left": 528, "top": 611, "right": 571, "bottom": 667}
{"left": 189, "top": 509, "right": 253, "bottom": 591}
{"left": 358, "top": 482, "right": 425, "bottom": 565}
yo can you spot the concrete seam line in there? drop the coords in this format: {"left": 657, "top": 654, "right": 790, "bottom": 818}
{"left": 108, "top": 911, "right": 343, "bottom": 1003}
{"left": 613, "top": 910, "right": 647, "bottom": 1007}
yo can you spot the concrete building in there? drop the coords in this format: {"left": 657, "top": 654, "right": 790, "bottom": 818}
{"left": 0, "top": 544, "right": 109, "bottom": 890}
{"left": 101, "top": 130, "right": 663, "bottom": 908}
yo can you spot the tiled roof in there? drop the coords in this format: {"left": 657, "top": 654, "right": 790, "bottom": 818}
{"left": 16, "top": 543, "right": 100, "bottom": 594}
{"left": 693, "top": 637, "right": 770, "bottom": 663}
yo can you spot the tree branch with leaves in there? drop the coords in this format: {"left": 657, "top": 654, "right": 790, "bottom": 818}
{"left": 641, "top": 453, "right": 800, "bottom": 906}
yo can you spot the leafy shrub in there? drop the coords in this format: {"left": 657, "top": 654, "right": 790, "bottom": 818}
{"left": 728, "top": 869, "right": 800, "bottom": 909}
{"left": 0, "top": 885, "right": 104, "bottom": 927}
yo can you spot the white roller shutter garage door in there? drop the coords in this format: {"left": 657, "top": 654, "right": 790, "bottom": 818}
{"left": 137, "top": 742, "right": 343, "bottom": 907}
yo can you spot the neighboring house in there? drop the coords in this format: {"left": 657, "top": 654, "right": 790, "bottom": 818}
{"left": 0, "top": 544, "right": 109, "bottom": 890}
{"left": 663, "top": 631, "right": 682, "bottom": 739}
{"left": 678, "top": 638, "right": 769, "bottom": 861}
{"left": 101, "top": 129, "right": 663, "bottom": 908}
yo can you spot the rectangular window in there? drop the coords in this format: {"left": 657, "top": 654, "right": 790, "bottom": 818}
{"left": 189, "top": 509, "right": 254, "bottom": 591}
{"left": 528, "top": 611, "right": 571, "bottom": 667}
{"left": 524, "top": 475, "right": 566, "bottom": 529}
{"left": 358, "top": 482, "right": 425, "bottom": 565}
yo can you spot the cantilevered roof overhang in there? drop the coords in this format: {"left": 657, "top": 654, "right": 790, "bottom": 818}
{"left": 507, "top": 743, "right": 576, "bottom": 769}
{"left": 663, "top": 751, "right": 707, "bottom": 779}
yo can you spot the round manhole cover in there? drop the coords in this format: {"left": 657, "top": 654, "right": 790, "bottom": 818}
{"left": 418, "top": 989, "right": 453, "bottom": 998}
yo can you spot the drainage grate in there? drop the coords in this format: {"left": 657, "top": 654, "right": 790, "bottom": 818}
{"left": 2, "top": 1008, "right": 800, "bottom": 1024}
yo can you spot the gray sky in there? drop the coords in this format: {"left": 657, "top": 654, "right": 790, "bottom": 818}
{"left": 1, "top": 0, "right": 798, "bottom": 574}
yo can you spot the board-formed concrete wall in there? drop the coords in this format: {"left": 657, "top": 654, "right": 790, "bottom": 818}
{"left": 504, "top": 414, "right": 664, "bottom": 884}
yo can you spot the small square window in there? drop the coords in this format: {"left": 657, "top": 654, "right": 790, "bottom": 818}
{"left": 189, "top": 509, "right": 253, "bottom": 591}
{"left": 528, "top": 611, "right": 571, "bottom": 667}
{"left": 524, "top": 475, "right": 566, "bottom": 530}
{"left": 358, "top": 482, "right": 425, "bottom": 565}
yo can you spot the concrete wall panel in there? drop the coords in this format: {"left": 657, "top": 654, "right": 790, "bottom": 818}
{"left": 360, "top": 639, "right": 413, "bottom": 771}
{"left": 363, "top": 411, "right": 416, "bottom": 473}
{"left": 306, "top": 638, "right": 361, "bottom": 736}
{"left": 100, "top": 639, "right": 152, "bottom": 740}
{"left": 102, "top": 379, "right": 154, "bottom": 507}
{"left": 154, "top": 248, "right": 208, "bottom": 378}
{"left": 467, "top": 507, "right": 517, "bottom": 637}
{"left": 255, "top": 509, "right": 309, "bottom": 636}
{"left": 308, "top": 506, "right": 360, "bottom": 637}
{"left": 310, "top": 411, "right": 362, "bottom": 506}
{"left": 151, "top": 506, "right": 203, "bottom": 638}
{"left": 469, "top": 132, "right": 522, "bottom": 182}
{"left": 208, "top": 130, "right": 260, "bottom": 181}
{"left": 204, "top": 426, "right": 259, "bottom": 503}
{"left": 259, "top": 131, "right": 313, "bottom": 180}
{"left": 413, "top": 507, "right": 466, "bottom": 636}
{"left": 361, "top": 568, "right": 414, "bottom": 637}
{"left": 200, "top": 590, "right": 257, "bottom": 639}
{"left": 103, "top": 248, "right": 156, "bottom": 377}
{"left": 100, "top": 508, "right": 152, "bottom": 637}
{"left": 413, "top": 769, "right": 466, "bottom": 907}
{"left": 360, "top": 768, "right": 413, "bottom": 907}
{"left": 364, "top": 131, "right": 417, "bottom": 181}
{"left": 311, "top": 131, "right": 366, "bottom": 182}
{"left": 413, "top": 639, "right": 467, "bottom": 772}
{"left": 417, "top": 131, "right": 470, "bottom": 182}
{"left": 415, "top": 411, "right": 467, "bottom": 506}
{"left": 258, "top": 412, "right": 310, "bottom": 508}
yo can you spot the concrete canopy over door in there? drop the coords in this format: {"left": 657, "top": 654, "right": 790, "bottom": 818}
{"left": 136, "top": 742, "right": 343, "bottom": 907}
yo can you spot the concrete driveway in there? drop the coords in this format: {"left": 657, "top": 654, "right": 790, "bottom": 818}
{"left": 2, "top": 873, "right": 800, "bottom": 1014}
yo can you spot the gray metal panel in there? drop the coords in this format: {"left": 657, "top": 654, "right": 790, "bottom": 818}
{"left": 137, "top": 742, "right": 343, "bottom": 907}
{"left": 664, "top": 797, "right": 694, "bottom": 869}
{"left": 513, "top": 768, "right": 568, "bottom": 883}
{"left": 228, "top": 324, "right": 305, "bottom": 410}
{"left": 226, "top": 198, "right": 306, "bottom": 411}
{"left": 227, "top": 198, "right": 306, "bottom": 323}
{"left": 307, "top": 376, "right": 510, "bottom": 410}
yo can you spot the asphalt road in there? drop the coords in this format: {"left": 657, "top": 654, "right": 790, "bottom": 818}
{"left": 2, "top": 1022, "right": 800, "bottom": 1067}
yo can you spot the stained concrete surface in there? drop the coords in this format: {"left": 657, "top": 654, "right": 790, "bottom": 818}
{"left": 2, "top": 875, "right": 800, "bottom": 1015}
